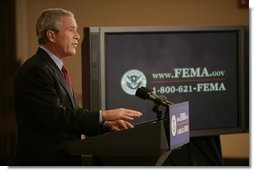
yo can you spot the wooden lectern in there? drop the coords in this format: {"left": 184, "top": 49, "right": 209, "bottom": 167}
{"left": 67, "top": 119, "right": 177, "bottom": 166}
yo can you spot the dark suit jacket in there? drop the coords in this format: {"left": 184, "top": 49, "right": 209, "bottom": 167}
{"left": 14, "top": 48, "right": 100, "bottom": 166}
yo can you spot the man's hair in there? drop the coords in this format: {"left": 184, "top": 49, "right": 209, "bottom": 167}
{"left": 36, "top": 8, "right": 74, "bottom": 45}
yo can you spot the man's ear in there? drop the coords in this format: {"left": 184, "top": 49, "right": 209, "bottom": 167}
{"left": 46, "top": 30, "right": 56, "bottom": 43}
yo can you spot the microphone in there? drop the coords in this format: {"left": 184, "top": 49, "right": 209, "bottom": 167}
{"left": 135, "top": 87, "right": 174, "bottom": 106}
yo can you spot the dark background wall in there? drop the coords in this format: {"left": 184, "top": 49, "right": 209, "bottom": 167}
{"left": 0, "top": 0, "right": 19, "bottom": 165}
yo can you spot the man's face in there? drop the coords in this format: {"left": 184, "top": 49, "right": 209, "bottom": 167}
{"left": 54, "top": 16, "right": 80, "bottom": 58}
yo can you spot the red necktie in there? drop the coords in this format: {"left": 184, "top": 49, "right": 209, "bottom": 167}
{"left": 62, "top": 65, "right": 72, "bottom": 93}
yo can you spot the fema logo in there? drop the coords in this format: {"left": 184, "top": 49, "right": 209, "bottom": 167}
{"left": 171, "top": 114, "right": 177, "bottom": 136}
{"left": 121, "top": 69, "right": 147, "bottom": 95}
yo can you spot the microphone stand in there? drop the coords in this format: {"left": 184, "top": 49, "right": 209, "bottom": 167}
{"left": 152, "top": 102, "right": 170, "bottom": 121}
{"left": 152, "top": 99, "right": 171, "bottom": 166}
{"left": 151, "top": 94, "right": 174, "bottom": 120}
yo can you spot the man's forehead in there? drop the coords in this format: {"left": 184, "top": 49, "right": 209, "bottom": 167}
{"left": 60, "top": 16, "right": 78, "bottom": 27}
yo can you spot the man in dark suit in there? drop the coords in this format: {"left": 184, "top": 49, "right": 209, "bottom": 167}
{"left": 14, "top": 8, "right": 142, "bottom": 166}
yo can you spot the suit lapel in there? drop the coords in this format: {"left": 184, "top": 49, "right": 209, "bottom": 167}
{"left": 36, "top": 48, "right": 77, "bottom": 108}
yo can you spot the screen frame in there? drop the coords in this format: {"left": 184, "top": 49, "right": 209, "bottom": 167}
{"left": 82, "top": 26, "right": 249, "bottom": 137}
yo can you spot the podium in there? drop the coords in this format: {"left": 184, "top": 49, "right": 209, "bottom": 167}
{"left": 68, "top": 120, "right": 172, "bottom": 165}
{"left": 67, "top": 102, "right": 190, "bottom": 166}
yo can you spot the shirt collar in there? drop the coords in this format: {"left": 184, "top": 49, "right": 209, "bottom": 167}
{"left": 40, "top": 46, "right": 63, "bottom": 71}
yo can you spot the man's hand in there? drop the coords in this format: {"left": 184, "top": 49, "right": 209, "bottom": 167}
{"left": 102, "top": 108, "right": 142, "bottom": 121}
{"left": 103, "top": 120, "right": 134, "bottom": 132}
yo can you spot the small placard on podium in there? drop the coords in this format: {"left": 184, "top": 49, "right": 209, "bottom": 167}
{"left": 169, "top": 101, "right": 190, "bottom": 150}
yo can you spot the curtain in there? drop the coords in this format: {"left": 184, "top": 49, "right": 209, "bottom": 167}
{"left": 0, "top": 0, "right": 20, "bottom": 165}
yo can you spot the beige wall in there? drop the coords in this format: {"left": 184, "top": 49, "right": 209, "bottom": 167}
{"left": 15, "top": 0, "right": 249, "bottom": 159}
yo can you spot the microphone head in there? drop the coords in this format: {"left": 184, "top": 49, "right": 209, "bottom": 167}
{"left": 135, "top": 87, "right": 151, "bottom": 100}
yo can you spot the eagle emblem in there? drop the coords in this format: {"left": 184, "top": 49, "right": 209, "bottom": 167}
{"left": 121, "top": 69, "right": 147, "bottom": 95}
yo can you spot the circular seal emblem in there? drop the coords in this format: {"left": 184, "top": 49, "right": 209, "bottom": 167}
{"left": 171, "top": 114, "right": 177, "bottom": 136}
{"left": 121, "top": 69, "right": 147, "bottom": 95}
